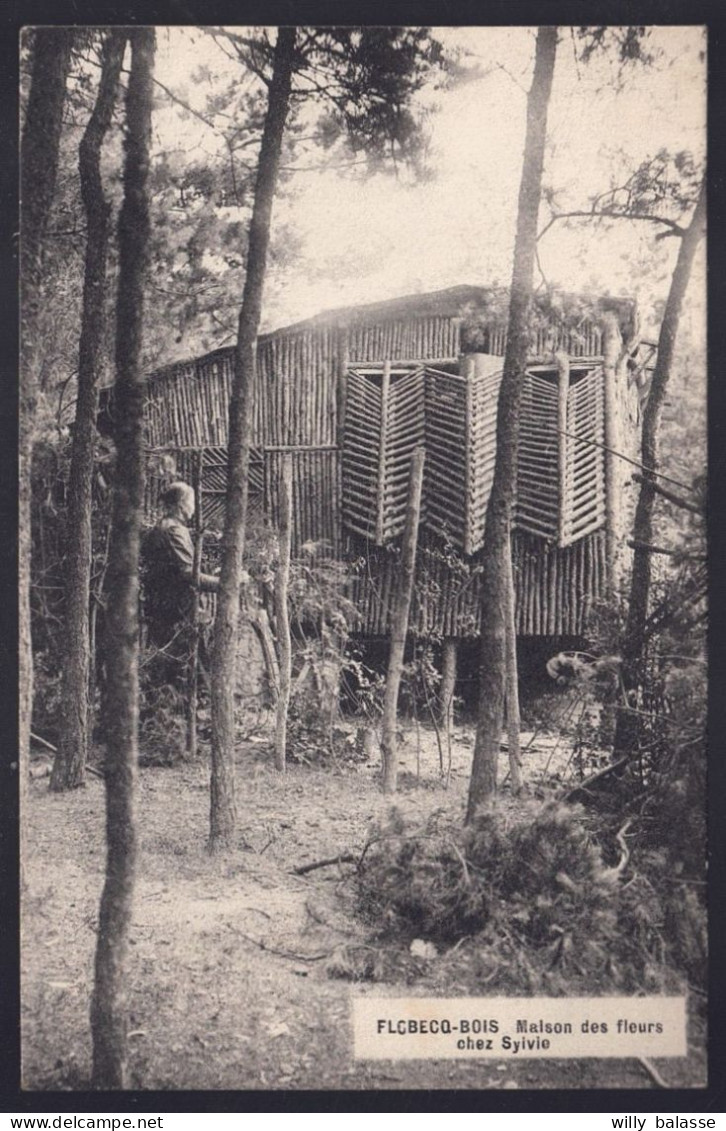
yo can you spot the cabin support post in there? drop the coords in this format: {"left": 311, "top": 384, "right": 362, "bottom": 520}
{"left": 380, "top": 446, "right": 425, "bottom": 795}
{"left": 274, "top": 453, "right": 293, "bottom": 772}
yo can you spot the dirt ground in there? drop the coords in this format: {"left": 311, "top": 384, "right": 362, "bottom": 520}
{"left": 21, "top": 724, "right": 707, "bottom": 1094}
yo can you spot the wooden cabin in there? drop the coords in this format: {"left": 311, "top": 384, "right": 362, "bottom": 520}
{"left": 104, "top": 285, "right": 646, "bottom": 645}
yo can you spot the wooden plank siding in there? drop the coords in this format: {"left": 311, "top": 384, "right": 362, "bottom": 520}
{"left": 349, "top": 527, "right": 608, "bottom": 639}
{"left": 129, "top": 289, "right": 640, "bottom": 640}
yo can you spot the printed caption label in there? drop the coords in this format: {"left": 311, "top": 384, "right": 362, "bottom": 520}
{"left": 353, "top": 996, "right": 687, "bottom": 1060}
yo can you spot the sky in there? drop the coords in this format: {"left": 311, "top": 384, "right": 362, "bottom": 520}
{"left": 151, "top": 25, "right": 706, "bottom": 338}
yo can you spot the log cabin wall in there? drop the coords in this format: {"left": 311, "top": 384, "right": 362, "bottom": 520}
{"left": 132, "top": 286, "right": 640, "bottom": 640}
{"left": 350, "top": 527, "right": 608, "bottom": 638}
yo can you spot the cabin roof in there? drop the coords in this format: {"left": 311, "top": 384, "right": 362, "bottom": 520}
{"left": 145, "top": 283, "right": 636, "bottom": 386}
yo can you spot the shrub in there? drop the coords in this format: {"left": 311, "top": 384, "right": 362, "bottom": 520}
{"left": 357, "top": 809, "right": 491, "bottom": 942}
{"left": 138, "top": 679, "right": 188, "bottom": 767}
{"left": 354, "top": 801, "right": 697, "bottom": 992}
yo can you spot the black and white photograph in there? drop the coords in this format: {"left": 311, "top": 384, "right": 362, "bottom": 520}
{"left": 17, "top": 16, "right": 710, "bottom": 1098}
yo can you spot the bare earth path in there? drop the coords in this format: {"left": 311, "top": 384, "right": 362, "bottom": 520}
{"left": 21, "top": 730, "right": 706, "bottom": 1093}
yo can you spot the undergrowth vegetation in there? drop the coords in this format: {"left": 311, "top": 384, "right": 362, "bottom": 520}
{"left": 331, "top": 798, "right": 706, "bottom": 998}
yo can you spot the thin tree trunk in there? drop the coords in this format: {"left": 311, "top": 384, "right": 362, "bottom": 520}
{"left": 249, "top": 606, "right": 280, "bottom": 700}
{"left": 209, "top": 27, "right": 296, "bottom": 849}
{"left": 380, "top": 446, "right": 426, "bottom": 795}
{"left": 52, "top": 31, "right": 126, "bottom": 792}
{"left": 274, "top": 454, "right": 293, "bottom": 771}
{"left": 439, "top": 637, "right": 457, "bottom": 738}
{"left": 504, "top": 538, "right": 523, "bottom": 793}
{"left": 90, "top": 28, "right": 154, "bottom": 1090}
{"left": 466, "top": 27, "right": 557, "bottom": 822}
{"left": 19, "top": 28, "right": 73, "bottom": 867}
{"left": 602, "top": 311, "right": 623, "bottom": 587}
{"left": 614, "top": 180, "right": 706, "bottom": 759}
{"left": 186, "top": 450, "right": 205, "bottom": 759}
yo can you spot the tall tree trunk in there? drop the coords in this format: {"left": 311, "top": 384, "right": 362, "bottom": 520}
{"left": 380, "top": 446, "right": 426, "bottom": 795}
{"left": 602, "top": 311, "right": 623, "bottom": 587}
{"left": 274, "top": 454, "right": 293, "bottom": 772}
{"left": 504, "top": 537, "right": 523, "bottom": 793}
{"left": 614, "top": 180, "right": 706, "bottom": 759}
{"left": 466, "top": 27, "right": 557, "bottom": 822}
{"left": 19, "top": 27, "right": 73, "bottom": 864}
{"left": 51, "top": 31, "right": 126, "bottom": 792}
{"left": 186, "top": 450, "right": 205, "bottom": 759}
{"left": 90, "top": 28, "right": 154, "bottom": 1090}
{"left": 209, "top": 27, "right": 296, "bottom": 850}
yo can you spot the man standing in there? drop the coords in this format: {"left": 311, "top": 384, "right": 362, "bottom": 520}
{"left": 142, "top": 481, "right": 219, "bottom": 685}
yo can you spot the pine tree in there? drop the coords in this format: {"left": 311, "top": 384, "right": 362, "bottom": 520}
{"left": 51, "top": 31, "right": 127, "bottom": 791}
{"left": 466, "top": 27, "right": 558, "bottom": 820}
{"left": 90, "top": 27, "right": 155, "bottom": 1090}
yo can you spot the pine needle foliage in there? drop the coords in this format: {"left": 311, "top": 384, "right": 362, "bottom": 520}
{"left": 353, "top": 800, "right": 703, "bottom": 993}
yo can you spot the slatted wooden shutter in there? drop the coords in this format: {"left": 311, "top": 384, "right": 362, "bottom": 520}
{"left": 424, "top": 368, "right": 468, "bottom": 548}
{"left": 516, "top": 372, "right": 560, "bottom": 541}
{"left": 342, "top": 363, "right": 425, "bottom": 544}
{"left": 560, "top": 367, "right": 606, "bottom": 546}
{"left": 424, "top": 357, "right": 503, "bottom": 555}
{"left": 516, "top": 365, "right": 606, "bottom": 547}
{"left": 466, "top": 358, "right": 504, "bottom": 553}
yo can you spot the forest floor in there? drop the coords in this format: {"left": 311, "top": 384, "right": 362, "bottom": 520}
{"left": 21, "top": 720, "right": 707, "bottom": 1096}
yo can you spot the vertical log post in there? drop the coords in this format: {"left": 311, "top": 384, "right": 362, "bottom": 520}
{"left": 336, "top": 329, "right": 349, "bottom": 554}
{"left": 186, "top": 449, "right": 204, "bottom": 758}
{"left": 380, "top": 446, "right": 425, "bottom": 795}
{"left": 376, "top": 361, "right": 391, "bottom": 546}
{"left": 504, "top": 537, "right": 523, "bottom": 793}
{"left": 274, "top": 453, "right": 293, "bottom": 772}
{"left": 336, "top": 328, "right": 349, "bottom": 451}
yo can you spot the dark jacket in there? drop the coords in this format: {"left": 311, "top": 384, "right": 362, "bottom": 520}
{"left": 142, "top": 516, "right": 218, "bottom": 633}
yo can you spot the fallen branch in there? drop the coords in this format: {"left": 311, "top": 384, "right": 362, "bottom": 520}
{"left": 233, "top": 929, "right": 331, "bottom": 962}
{"left": 448, "top": 839, "right": 471, "bottom": 886}
{"left": 638, "top": 1057, "right": 670, "bottom": 1089}
{"left": 30, "top": 731, "right": 57, "bottom": 753}
{"left": 293, "top": 852, "right": 359, "bottom": 876}
{"left": 563, "top": 757, "right": 628, "bottom": 803}
{"left": 30, "top": 731, "right": 104, "bottom": 778}
{"left": 628, "top": 538, "right": 705, "bottom": 561}
{"left": 631, "top": 473, "right": 702, "bottom": 514}
{"left": 603, "top": 819, "right": 633, "bottom": 881}
{"left": 305, "top": 901, "right": 356, "bottom": 935}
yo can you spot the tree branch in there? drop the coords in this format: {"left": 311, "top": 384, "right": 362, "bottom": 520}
{"left": 538, "top": 208, "right": 686, "bottom": 242}
{"left": 631, "top": 472, "right": 702, "bottom": 514}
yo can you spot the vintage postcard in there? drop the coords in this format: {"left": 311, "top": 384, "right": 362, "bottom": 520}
{"left": 17, "top": 14, "right": 712, "bottom": 1104}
